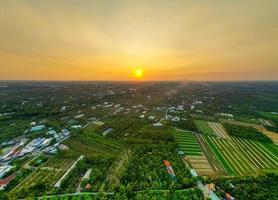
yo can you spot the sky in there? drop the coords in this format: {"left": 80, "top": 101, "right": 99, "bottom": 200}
{"left": 0, "top": 0, "right": 278, "bottom": 81}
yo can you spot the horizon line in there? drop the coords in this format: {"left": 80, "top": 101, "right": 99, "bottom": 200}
{"left": 0, "top": 79, "right": 278, "bottom": 83}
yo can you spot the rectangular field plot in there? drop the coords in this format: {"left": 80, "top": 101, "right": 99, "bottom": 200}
{"left": 172, "top": 129, "right": 202, "bottom": 156}
{"left": 194, "top": 134, "right": 227, "bottom": 176}
{"left": 195, "top": 120, "right": 215, "bottom": 136}
{"left": 200, "top": 135, "right": 278, "bottom": 176}
{"left": 185, "top": 155, "right": 214, "bottom": 176}
{"left": 208, "top": 122, "right": 229, "bottom": 138}
{"left": 232, "top": 137, "right": 278, "bottom": 170}
{"left": 172, "top": 129, "right": 214, "bottom": 176}
{"left": 195, "top": 120, "right": 229, "bottom": 138}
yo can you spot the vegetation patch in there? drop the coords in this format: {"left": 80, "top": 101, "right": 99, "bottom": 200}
{"left": 224, "top": 123, "right": 273, "bottom": 143}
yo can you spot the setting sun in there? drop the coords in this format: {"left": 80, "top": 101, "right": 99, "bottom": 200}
{"left": 134, "top": 68, "right": 143, "bottom": 79}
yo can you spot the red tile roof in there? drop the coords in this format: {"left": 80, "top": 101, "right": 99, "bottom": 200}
{"left": 0, "top": 175, "right": 15, "bottom": 186}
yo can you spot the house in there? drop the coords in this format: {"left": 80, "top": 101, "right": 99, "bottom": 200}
{"left": 215, "top": 113, "right": 234, "bottom": 118}
{"left": 62, "top": 129, "right": 70, "bottom": 136}
{"left": 153, "top": 123, "right": 163, "bottom": 127}
{"left": 42, "top": 138, "right": 53, "bottom": 146}
{"left": 93, "top": 121, "right": 104, "bottom": 126}
{"left": 30, "top": 125, "right": 45, "bottom": 132}
{"left": 60, "top": 106, "right": 66, "bottom": 112}
{"left": 148, "top": 116, "right": 155, "bottom": 121}
{"left": 177, "top": 150, "right": 184, "bottom": 155}
{"left": 85, "top": 183, "right": 91, "bottom": 190}
{"left": 29, "top": 138, "right": 45, "bottom": 147}
{"left": 102, "top": 128, "right": 113, "bottom": 136}
{"left": 30, "top": 121, "right": 36, "bottom": 126}
{"left": 0, "top": 165, "right": 12, "bottom": 179}
{"left": 47, "top": 130, "right": 56, "bottom": 135}
{"left": 58, "top": 144, "right": 69, "bottom": 151}
{"left": 71, "top": 125, "right": 82, "bottom": 129}
{"left": 74, "top": 114, "right": 85, "bottom": 119}
{"left": 171, "top": 116, "right": 180, "bottom": 122}
{"left": 0, "top": 175, "right": 15, "bottom": 190}
{"left": 43, "top": 146, "right": 57, "bottom": 155}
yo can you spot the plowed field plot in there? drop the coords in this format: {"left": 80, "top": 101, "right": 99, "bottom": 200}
{"left": 185, "top": 155, "right": 214, "bottom": 176}
{"left": 172, "top": 129, "right": 202, "bottom": 156}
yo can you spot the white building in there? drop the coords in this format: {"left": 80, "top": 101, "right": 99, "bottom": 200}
{"left": 0, "top": 165, "right": 12, "bottom": 179}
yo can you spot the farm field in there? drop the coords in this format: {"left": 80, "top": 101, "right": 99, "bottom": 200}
{"left": 172, "top": 129, "right": 202, "bottom": 156}
{"left": 258, "top": 111, "right": 278, "bottom": 120}
{"left": 200, "top": 135, "right": 255, "bottom": 176}
{"left": 194, "top": 134, "right": 227, "bottom": 176}
{"left": 257, "top": 128, "right": 278, "bottom": 145}
{"left": 232, "top": 137, "right": 278, "bottom": 170}
{"left": 7, "top": 156, "right": 76, "bottom": 199}
{"left": 219, "top": 119, "right": 261, "bottom": 129}
{"left": 172, "top": 129, "right": 214, "bottom": 176}
{"left": 1, "top": 81, "right": 278, "bottom": 199}
{"left": 259, "top": 118, "right": 273, "bottom": 127}
{"left": 199, "top": 135, "right": 278, "bottom": 176}
{"left": 208, "top": 122, "right": 229, "bottom": 138}
{"left": 9, "top": 168, "right": 65, "bottom": 198}
{"left": 195, "top": 120, "right": 229, "bottom": 138}
{"left": 195, "top": 120, "right": 215, "bottom": 136}
{"left": 44, "top": 157, "right": 75, "bottom": 169}
{"left": 185, "top": 155, "right": 214, "bottom": 176}
{"left": 63, "top": 131, "right": 123, "bottom": 157}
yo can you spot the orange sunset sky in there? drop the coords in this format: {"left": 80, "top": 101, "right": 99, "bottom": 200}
{"left": 0, "top": 0, "right": 278, "bottom": 81}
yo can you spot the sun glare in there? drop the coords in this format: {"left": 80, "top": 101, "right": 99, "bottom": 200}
{"left": 134, "top": 68, "right": 143, "bottom": 78}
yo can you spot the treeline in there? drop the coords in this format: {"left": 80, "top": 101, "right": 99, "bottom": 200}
{"left": 110, "top": 187, "right": 204, "bottom": 200}
{"left": 224, "top": 123, "right": 273, "bottom": 143}
{"left": 133, "top": 126, "right": 175, "bottom": 144}
{"left": 264, "top": 125, "right": 278, "bottom": 132}
{"left": 19, "top": 188, "right": 204, "bottom": 200}
{"left": 210, "top": 173, "right": 278, "bottom": 200}
{"left": 170, "top": 117, "right": 198, "bottom": 132}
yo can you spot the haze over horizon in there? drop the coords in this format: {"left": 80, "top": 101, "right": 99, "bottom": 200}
{"left": 0, "top": 0, "right": 278, "bottom": 81}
